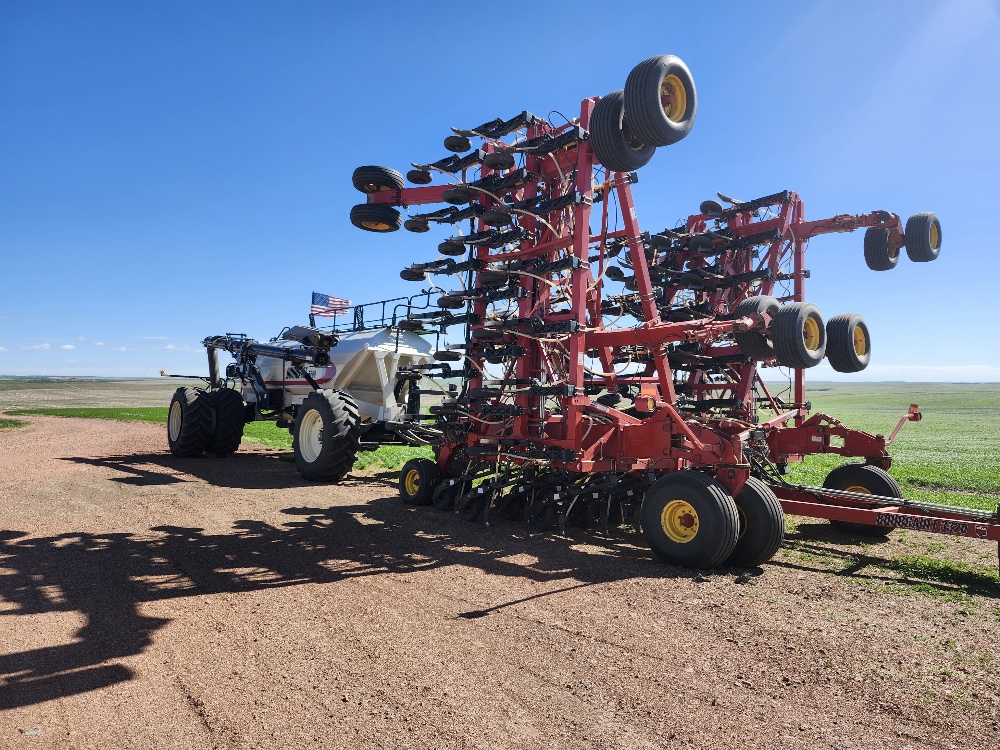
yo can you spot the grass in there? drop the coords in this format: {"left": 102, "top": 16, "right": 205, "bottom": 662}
{"left": 776, "top": 382, "right": 1000, "bottom": 511}
{"left": 6, "top": 383, "right": 1000, "bottom": 507}
{"left": 5, "top": 406, "right": 431, "bottom": 471}
{"left": 0, "top": 417, "right": 27, "bottom": 429}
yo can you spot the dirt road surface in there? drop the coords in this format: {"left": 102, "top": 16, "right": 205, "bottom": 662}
{"left": 1, "top": 416, "right": 998, "bottom": 749}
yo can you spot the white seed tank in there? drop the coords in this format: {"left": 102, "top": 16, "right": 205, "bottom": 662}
{"left": 247, "top": 327, "right": 435, "bottom": 422}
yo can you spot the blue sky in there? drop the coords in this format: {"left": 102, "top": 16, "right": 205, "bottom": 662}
{"left": 1, "top": 0, "right": 998, "bottom": 381}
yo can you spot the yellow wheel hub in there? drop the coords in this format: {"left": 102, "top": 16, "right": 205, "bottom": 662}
{"left": 660, "top": 499, "right": 699, "bottom": 543}
{"left": 361, "top": 220, "right": 391, "bottom": 231}
{"left": 802, "top": 317, "right": 821, "bottom": 351}
{"left": 929, "top": 222, "right": 940, "bottom": 249}
{"left": 660, "top": 74, "right": 687, "bottom": 122}
{"left": 845, "top": 484, "right": 871, "bottom": 495}
{"left": 404, "top": 468, "right": 421, "bottom": 497}
{"left": 853, "top": 326, "right": 868, "bottom": 356}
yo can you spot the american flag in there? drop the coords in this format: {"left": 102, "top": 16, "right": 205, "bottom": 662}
{"left": 311, "top": 292, "right": 351, "bottom": 317}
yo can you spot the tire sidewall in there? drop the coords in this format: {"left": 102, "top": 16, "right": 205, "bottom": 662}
{"left": 640, "top": 471, "right": 738, "bottom": 568}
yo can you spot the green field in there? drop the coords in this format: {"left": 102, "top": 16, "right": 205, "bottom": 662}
{"left": 4, "top": 405, "right": 431, "bottom": 470}
{"left": 777, "top": 382, "right": 1000, "bottom": 512}
{"left": 5, "top": 382, "right": 999, "bottom": 509}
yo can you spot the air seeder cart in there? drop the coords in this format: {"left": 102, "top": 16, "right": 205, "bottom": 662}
{"left": 165, "top": 303, "right": 450, "bottom": 481}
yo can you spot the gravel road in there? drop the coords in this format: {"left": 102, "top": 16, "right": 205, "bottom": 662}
{"left": 1, "top": 416, "right": 998, "bottom": 749}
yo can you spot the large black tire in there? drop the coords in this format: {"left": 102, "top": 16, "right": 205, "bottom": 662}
{"left": 726, "top": 477, "right": 785, "bottom": 567}
{"left": 293, "top": 389, "right": 361, "bottom": 482}
{"left": 352, "top": 166, "right": 404, "bottom": 194}
{"left": 904, "top": 212, "right": 942, "bottom": 262}
{"left": 823, "top": 463, "right": 901, "bottom": 537}
{"left": 826, "top": 313, "right": 871, "bottom": 373}
{"left": 167, "top": 387, "right": 213, "bottom": 457}
{"left": 863, "top": 227, "right": 899, "bottom": 271}
{"left": 350, "top": 204, "right": 402, "bottom": 233}
{"left": 640, "top": 470, "right": 739, "bottom": 569}
{"left": 772, "top": 302, "right": 826, "bottom": 369}
{"left": 207, "top": 388, "right": 245, "bottom": 457}
{"left": 590, "top": 90, "right": 656, "bottom": 173}
{"left": 733, "top": 295, "right": 780, "bottom": 360}
{"left": 399, "top": 458, "right": 440, "bottom": 505}
{"left": 623, "top": 55, "right": 697, "bottom": 147}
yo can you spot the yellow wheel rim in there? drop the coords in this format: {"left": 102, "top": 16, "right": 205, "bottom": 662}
{"left": 803, "top": 317, "right": 821, "bottom": 351}
{"left": 929, "top": 222, "right": 940, "bottom": 249}
{"left": 853, "top": 326, "right": 868, "bottom": 356}
{"left": 362, "top": 182, "right": 393, "bottom": 193}
{"left": 660, "top": 499, "right": 699, "bottom": 543}
{"left": 660, "top": 74, "right": 687, "bottom": 122}
{"left": 361, "top": 220, "right": 391, "bottom": 231}
{"left": 404, "top": 468, "right": 421, "bottom": 497}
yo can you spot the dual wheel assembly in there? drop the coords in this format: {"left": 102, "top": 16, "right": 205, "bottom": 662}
{"left": 734, "top": 297, "right": 871, "bottom": 373}
{"left": 168, "top": 386, "right": 362, "bottom": 483}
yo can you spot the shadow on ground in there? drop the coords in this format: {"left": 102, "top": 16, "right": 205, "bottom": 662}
{"left": 62, "top": 451, "right": 305, "bottom": 490}
{"left": 6, "top": 453, "right": 996, "bottom": 710}
{"left": 0, "top": 470, "right": 668, "bottom": 710}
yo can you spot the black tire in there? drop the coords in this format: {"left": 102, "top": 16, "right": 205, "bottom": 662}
{"left": 590, "top": 90, "right": 656, "bottom": 173}
{"left": 826, "top": 313, "right": 871, "bottom": 373}
{"left": 477, "top": 270, "right": 510, "bottom": 287}
{"left": 207, "top": 388, "right": 245, "bottom": 457}
{"left": 733, "top": 295, "right": 780, "bottom": 360}
{"left": 772, "top": 302, "right": 826, "bottom": 369}
{"left": 400, "top": 267, "right": 426, "bottom": 282}
{"left": 498, "top": 488, "right": 528, "bottom": 521}
{"left": 527, "top": 500, "right": 556, "bottom": 531}
{"left": 481, "top": 210, "right": 512, "bottom": 227}
{"left": 404, "top": 218, "right": 431, "bottom": 233}
{"left": 442, "top": 186, "right": 472, "bottom": 205}
{"left": 444, "top": 135, "right": 472, "bottom": 152}
{"left": 623, "top": 55, "right": 697, "bottom": 147}
{"left": 399, "top": 458, "right": 440, "bottom": 505}
{"left": 483, "top": 152, "right": 515, "bottom": 170}
{"left": 457, "top": 489, "right": 488, "bottom": 522}
{"left": 699, "top": 199, "right": 722, "bottom": 215}
{"left": 352, "top": 166, "right": 404, "bottom": 194}
{"left": 350, "top": 204, "right": 402, "bottom": 233}
{"left": 432, "top": 480, "right": 466, "bottom": 512}
{"left": 823, "top": 463, "right": 901, "bottom": 537}
{"left": 439, "top": 240, "right": 466, "bottom": 256}
{"left": 293, "top": 389, "right": 361, "bottom": 482}
{"left": 167, "top": 387, "right": 213, "bottom": 457}
{"left": 407, "top": 169, "right": 432, "bottom": 185}
{"left": 640, "top": 470, "right": 739, "bottom": 569}
{"left": 863, "top": 227, "right": 899, "bottom": 271}
{"left": 904, "top": 212, "right": 941, "bottom": 262}
{"left": 726, "top": 477, "right": 784, "bottom": 567}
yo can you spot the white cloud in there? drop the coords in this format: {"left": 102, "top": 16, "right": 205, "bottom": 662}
{"left": 117, "top": 346, "right": 126, "bottom": 351}
{"left": 22, "top": 343, "right": 51, "bottom": 350}
{"left": 60, "top": 344, "right": 76, "bottom": 350}
{"left": 165, "top": 344, "right": 177, "bottom": 350}
{"left": 0, "top": 346, "right": 8, "bottom": 352}
{"left": 94, "top": 341, "right": 104, "bottom": 346}
{"left": 77, "top": 336, "right": 86, "bottom": 341}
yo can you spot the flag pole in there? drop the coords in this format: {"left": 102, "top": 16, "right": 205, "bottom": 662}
{"left": 309, "top": 292, "right": 316, "bottom": 327}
